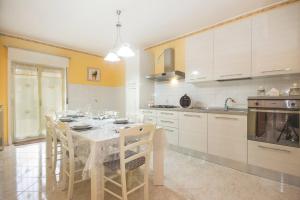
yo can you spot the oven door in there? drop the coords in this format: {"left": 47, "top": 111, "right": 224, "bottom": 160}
{"left": 248, "top": 108, "right": 300, "bottom": 148}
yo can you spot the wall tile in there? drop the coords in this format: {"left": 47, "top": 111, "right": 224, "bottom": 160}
{"left": 154, "top": 75, "right": 300, "bottom": 108}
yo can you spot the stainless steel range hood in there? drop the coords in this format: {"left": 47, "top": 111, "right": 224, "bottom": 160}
{"left": 146, "top": 48, "right": 185, "bottom": 82}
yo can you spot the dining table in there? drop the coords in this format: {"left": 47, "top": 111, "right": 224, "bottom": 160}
{"left": 65, "top": 117, "right": 166, "bottom": 200}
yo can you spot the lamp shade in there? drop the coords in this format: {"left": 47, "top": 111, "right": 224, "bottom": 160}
{"left": 104, "top": 51, "right": 120, "bottom": 62}
{"left": 117, "top": 43, "right": 135, "bottom": 57}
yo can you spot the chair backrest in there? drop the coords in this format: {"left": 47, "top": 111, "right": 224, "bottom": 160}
{"left": 118, "top": 124, "right": 155, "bottom": 169}
{"left": 55, "top": 122, "right": 75, "bottom": 160}
{"left": 45, "top": 115, "right": 56, "bottom": 138}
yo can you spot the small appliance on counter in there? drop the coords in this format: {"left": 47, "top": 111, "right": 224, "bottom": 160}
{"left": 179, "top": 94, "right": 192, "bottom": 108}
{"left": 289, "top": 83, "right": 300, "bottom": 96}
{"left": 248, "top": 96, "right": 300, "bottom": 148}
{"left": 257, "top": 86, "right": 266, "bottom": 96}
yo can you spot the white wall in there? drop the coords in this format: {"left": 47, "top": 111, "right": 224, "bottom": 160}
{"left": 154, "top": 75, "right": 300, "bottom": 108}
{"left": 68, "top": 84, "right": 125, "bottom": 115}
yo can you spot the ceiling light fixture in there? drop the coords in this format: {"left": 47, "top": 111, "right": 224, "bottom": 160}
{"left": 104, "top": 10, "right": 135, "bottom": 62}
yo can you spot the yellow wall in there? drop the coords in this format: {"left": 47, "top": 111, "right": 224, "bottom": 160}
{"left": 0, "top": 34, "right": 125, "bottom": 144}
{"left": 147, "top": 38, "right": 185, "bottom": 73}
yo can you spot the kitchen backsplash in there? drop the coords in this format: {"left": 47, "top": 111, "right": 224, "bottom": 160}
{"left": 154, "top": 75, "right": 300, "bottom": 108}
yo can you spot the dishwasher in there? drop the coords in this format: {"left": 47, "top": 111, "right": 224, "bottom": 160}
{"left": 0, "top": 105, "right": 3, "bottom": 151}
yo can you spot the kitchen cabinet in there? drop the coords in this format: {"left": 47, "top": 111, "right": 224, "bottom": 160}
{"left": 157, "top": 111, "right": 179, "bottom": 145}
{"left": 179, "top": 112, "right": 207, "bottom": 153}
{"left": 252, "top": 2, "right": 300, "bottom": 77}
{"left": 214, "top": 19, "right": 252, "bottom": 80}
{"left": 248, "top": 140, "right": 300, "bottom": 177}
{"left": 185, "top": 31, "right": 214, "bottom": 82}
{"left": 140, "top": 109, "right": 157, "bottom": 124}
{"left": 141, "top": 109, "right": 179, "bottom": 145}
{"left": 208, "top": 114, "right": 247, "bottom": 163}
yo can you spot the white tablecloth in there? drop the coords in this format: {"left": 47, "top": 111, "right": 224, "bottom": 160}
{"left": 59, "top": 117, "right": 166, "bottom": 200}
{"left": 69, "top": 118, "right": 151, "bottom": 179}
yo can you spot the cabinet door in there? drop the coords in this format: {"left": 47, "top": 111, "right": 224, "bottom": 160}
{"left": 179, "top": 112, "right": 207, "bottom": 152}
{"left": 185, "top": 31, "right": 214, "bottom": 82}
{"left": 252, "top": 2, "right": 300, "bottom": 76}
{"left": 248, "top": 141, "right": 300, "bottom": 177}
{"left": 164, "top": 127, "right": 179, "bottom": 145}
{"left": 208, "top": 114, "right": 247, "bottom": 163}
{"left": 214, "top": 19, "right": 252, "bottom": 80}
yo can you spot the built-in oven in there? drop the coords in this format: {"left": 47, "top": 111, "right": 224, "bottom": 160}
{"left": 248, "top": 97, "right": 300, "bottom": 148}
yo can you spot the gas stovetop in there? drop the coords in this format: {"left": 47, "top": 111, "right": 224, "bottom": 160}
{"left": 150, "top": 105, "right": 178, "bottom": 108}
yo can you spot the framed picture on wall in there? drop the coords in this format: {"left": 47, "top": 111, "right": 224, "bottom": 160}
{"left": 87, "top": 67, "right": 101, "bottom": 81}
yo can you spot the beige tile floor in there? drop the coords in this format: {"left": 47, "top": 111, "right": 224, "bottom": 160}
{"left": 0, "top": 142, "right": 300, "bottom": 200}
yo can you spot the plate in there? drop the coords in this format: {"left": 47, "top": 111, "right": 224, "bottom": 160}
{"left": 71, "top": 124, "right": 93, "bottom": 130}
{"left": 59, "top": 117, "right": 74, "bottom": 122}
{"left": 113, "top": 119, "right": 129, "bottom": 124}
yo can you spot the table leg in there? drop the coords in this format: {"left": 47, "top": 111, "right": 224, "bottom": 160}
{"left": 91, "top": 165, "right": 104, "bottom": 200}
{"left": 153, "top": 128, "right": 165, "bottom": 185}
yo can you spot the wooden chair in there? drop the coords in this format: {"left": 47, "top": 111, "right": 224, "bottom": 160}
{"left": 45, "top": 115, "right": 61, "bottom": 174}
{"left": 56, "top": 122, "right": 86, "bottom": 200}
{"left": 102, "top": 124, "right": 155, "bottom": 200}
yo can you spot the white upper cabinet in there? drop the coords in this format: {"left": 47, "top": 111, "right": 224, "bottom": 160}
{"left": 214, "top": 19, "right": 252, "bottom": 80}
{"left": 252, "top": 2, "right": 300, "bottom": 77}
{"left": 185, "top": 31, "right": 214, "bottom": 82}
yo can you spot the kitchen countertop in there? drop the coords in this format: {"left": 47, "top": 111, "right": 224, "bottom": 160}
{"left": 142, "top": 107, "right": 248, "bottom": 115}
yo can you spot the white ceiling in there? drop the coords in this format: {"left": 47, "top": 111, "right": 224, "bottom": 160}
{"left": 0, "top": 0, "right": 280, "bottom": 56}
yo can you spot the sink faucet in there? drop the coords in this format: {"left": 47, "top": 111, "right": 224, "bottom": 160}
{"left": 224, "top": 97, "right": 236, "bottom": 111}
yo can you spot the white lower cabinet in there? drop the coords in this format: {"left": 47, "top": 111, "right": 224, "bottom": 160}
{"left": 156, "top": 111, "right": 179, "bottom": 145}
{"left": 248, "top": 141, "right": 300, "bottom": 177}
{"left": 179, "top": 112, "right": 208, "bottom": 152}
{"left": 164, "top": 127, "right": 179, "bottom": 146}
{"left": 208, "top": 114, "right": 247, "bottom": 163}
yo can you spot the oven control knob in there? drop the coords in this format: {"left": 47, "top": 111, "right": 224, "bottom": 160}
{"left": 255, "top": 102, "right": 259, "bottom": 106}
{"left": 290, "top": 102, "right": 296, "bottom": 107}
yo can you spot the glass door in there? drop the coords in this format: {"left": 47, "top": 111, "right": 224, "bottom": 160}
{"left": 40, "top": 67, "right": 65, "bottom": 134}
{"left": 13, "top": 64, "right": 40, "bottom": 141}
{"left": 12, "top": 63, "right": 65, "bottom": 142}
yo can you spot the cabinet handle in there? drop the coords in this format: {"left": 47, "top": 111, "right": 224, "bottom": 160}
{"left": 249, "top": 109, "right": 300, "bottom": 114}
{"left": 215, "top": 116, "right": 238, "bottom": 120}
{"left": 160, "top": 112, "right": 174, "bottom": 115}
{"left": 190, "top": 76, "right": 206, "bottom": 80}
{"left": 160, "top": 120, "right": 174, "bottom": 124}
{"left": 220, "top": 73, "right": 242, "bottom": 77}
{"left": 258, "top": 145, "right": 291, "bottom": 153}
{"left": 165, "top": 129, "right": 175, "bottom": 133}
{"left": 184, "top": 114, "right": 201, "bottom": 118}
{"left": 261, "top": 69, "right": 290, "bottom": 73}
{"left": 143, "top": 111, "right": 153, "bottom": 114}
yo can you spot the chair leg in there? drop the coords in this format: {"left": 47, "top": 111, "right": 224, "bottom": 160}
{"left": 100, "top": 166, "right": 105, "bottom": 200}
{"left": 121, "top": 166, "right": 128, "bottom": 200}
{"left": 144, "top": 159, "right": 150, "bottom": 200}
{"left": 61, "top": 152, "right": 68, "bottom": 190}
{"left": 52, "top": 140, "right": 58, "bottom": 174}
{"left": 67, "top": 173, "right": 74, "bottom": 200}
